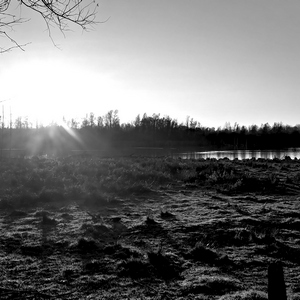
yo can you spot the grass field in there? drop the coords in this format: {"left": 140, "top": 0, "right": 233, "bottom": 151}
{"left": 0, "top": 155, "right": 300, "bottom": 299}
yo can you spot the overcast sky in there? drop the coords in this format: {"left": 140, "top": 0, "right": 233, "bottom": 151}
{"left": 1, "top": 0, "right": 300, "bottom": 128}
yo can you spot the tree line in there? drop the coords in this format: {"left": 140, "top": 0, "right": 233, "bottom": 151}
{"left": 1, "top": 110, "right": 300, "bottom": 156}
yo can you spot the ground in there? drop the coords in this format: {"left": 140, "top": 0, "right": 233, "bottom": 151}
{"left": 1, "top": 157, "right": 300, "bottom": 299}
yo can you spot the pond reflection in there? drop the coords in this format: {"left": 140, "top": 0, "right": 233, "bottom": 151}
{"left": 176, "top": 148, "right": 300, "bottom": 160}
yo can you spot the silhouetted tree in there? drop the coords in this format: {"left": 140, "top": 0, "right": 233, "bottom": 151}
{"left": 89, "top": 113, "right": 96, "bottom": 128}
{"left": 103, "top": 110, "right": 119, "bottom": 129}
{"left": 112, "top": 110, "right": 120, "bottom": 128}
{"left": 81, "top": 115, "right": 90, "bottom": 128}
{"left": 14, "top": 117, "right": 23, "bottom": 129}
{"left": 133, "top": 114, "right": 141, "bottom": 128}
{"left": 97, "top": 116, "right": 104, "bottom": 128}
{"left": 69, "top": 118, "right": 79, "bottom": 129}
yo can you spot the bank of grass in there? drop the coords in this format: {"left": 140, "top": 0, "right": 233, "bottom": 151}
{"left": 0, "top": 156, "right": 190, "bottom": 207}
{"left": 0, "top": 155, "right": 299, "bottom": 207}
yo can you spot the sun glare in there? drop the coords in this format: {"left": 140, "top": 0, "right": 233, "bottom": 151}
{"left": 1, "top": 57, "right": 140, "bottom": 127}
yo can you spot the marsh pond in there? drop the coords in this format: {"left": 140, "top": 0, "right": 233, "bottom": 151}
{"left": 176, "top": 148, "right": 300, "bottom": 160}
{"left": 66, "top": 147, "right": 300, "bottom": 161}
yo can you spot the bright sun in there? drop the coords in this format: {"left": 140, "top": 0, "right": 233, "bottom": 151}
{"left": 1, "top": 58, "right": 138, "bottom": 127}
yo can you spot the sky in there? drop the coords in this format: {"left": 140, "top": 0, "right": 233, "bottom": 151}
{"left": 1, "top": 0, "right": 300, "bottom": 128}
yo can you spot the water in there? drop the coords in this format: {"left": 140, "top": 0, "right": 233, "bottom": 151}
{"left": 4, "top": 147, "right": 299, "bottom": 160}
{"left": 176, "top": 148, "right": 300, "bottom": 160}
{"left": 68, "top": 147, "right": 300, "bottom": 160}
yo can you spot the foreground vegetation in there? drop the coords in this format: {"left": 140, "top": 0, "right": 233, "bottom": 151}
{"left": 1, "top": 156, "right": 300, "bottom": 299}
{"left": 1, "top": 155, "right": 300, "bottom": 208}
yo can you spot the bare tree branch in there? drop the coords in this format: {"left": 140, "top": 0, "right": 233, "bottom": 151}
{"left": 0, "top": 30, "right": 30, "bottom": 52}
{"left": 0, "top": 0, "right": 104, "bottom": 52}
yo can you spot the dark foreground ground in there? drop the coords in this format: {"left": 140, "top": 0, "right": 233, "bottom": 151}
{"left": 1, "top": 157, "right": 300, "bottom": 299}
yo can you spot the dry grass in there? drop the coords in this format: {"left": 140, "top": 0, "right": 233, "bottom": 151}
{"left": 0, "top": 156, "right": 300, "bottom": 298}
